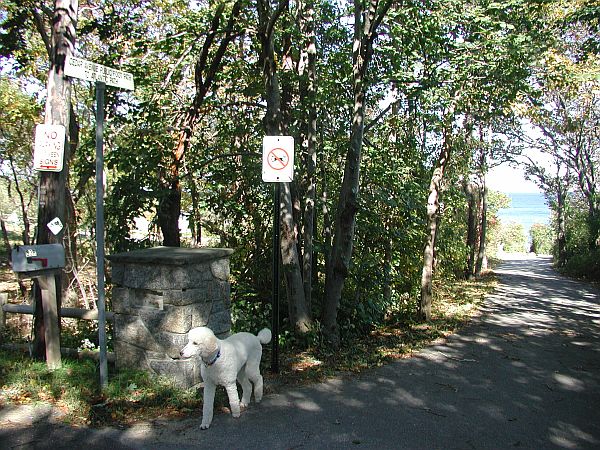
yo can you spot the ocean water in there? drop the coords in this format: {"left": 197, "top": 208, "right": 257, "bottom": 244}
{"left": 497, "top": 192, "right": 552, "bottom": 233}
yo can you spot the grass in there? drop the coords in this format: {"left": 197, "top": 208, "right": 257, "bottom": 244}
{"left": 0, "top": 271, "right": 497, "bottom": 427}
{"left": 0, "top": 352, "right": 204, "bottom": 426}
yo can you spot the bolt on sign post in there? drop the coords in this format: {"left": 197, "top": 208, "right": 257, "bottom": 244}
{"left": 64, "top": 55, "right": 134, "bottom": 388}
{"left": 262, "top": 136, "right": 294, "bottom": 373}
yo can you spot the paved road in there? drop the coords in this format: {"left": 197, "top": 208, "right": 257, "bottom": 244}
{"left": 2, "top": 255, "right": 599, "bottom": 449}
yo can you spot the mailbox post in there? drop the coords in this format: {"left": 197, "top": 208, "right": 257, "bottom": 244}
{"left": 11, "top": 244, "right": 66, "bottom": 370}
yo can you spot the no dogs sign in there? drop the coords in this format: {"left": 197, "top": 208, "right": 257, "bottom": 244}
{"left": 262, "top": 136, "right": 294, "bottom": 182}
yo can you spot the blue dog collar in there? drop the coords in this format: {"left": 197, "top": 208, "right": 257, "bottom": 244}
{"left": 203, "top": 347, "right": 221, "bottom": 366}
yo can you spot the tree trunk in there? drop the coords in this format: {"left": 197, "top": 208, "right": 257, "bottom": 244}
{"left": 7, "top": 156, "right": 32, "bottom": 245}
{"left": 465, "top": 182, "right": 478, "bottom": 278}
{"left": 157, "top": 180, "right": 182, "bottom": 247}
{"left": 156, "top": 2, "right": 241, "bottom": 246}
{"left": 322, "top": 0, "right": 392, "bottom": 345}
{"left": 571, "top": 133, "right": 598, "bottom": 250}
{"left": 298, "top": 0, "right": 317, "bottom": 313}
{"left": 383, "top": 238, "right": 393, "bottom": 302}
{"left": 556, "top": 180, "right": 568, "bottom": 267}
{"left": 33, "top": 0, "right": 78, "bottom": 359}
{"left": 322, "top": 56, "right": 366, "bottom": 344}
{"left": 258, "top": 0, "right": 311, "bottom": 334}
{"left": 474, "top": 137, "right": 488, "bottom": 276}
{"left": 280, "top": 183, "right": 311, "bottom": 332}
{"left": 419, "top": 127, "right": 452, "bottom": 321}
{"left": 187, "top": 166, "right": 202, "bottom": 246}
{"left": 321, "top": 156, "right": 332, "bottom": 290}
{"left": 475, "top": 182, "right": 488, "bottom": 276}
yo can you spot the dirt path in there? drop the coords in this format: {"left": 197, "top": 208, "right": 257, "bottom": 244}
{"left": 2, "top": 255, "right": 599, "bottom": 449}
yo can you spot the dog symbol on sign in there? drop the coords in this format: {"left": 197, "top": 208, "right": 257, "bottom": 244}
{"left": 267, "top": 148, "right": 289, "bottom": 170}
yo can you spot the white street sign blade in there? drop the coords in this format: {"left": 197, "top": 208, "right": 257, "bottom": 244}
{"left": 33, "top": 124, "right": 65, "bottom": 172}
{"left": 262, "top": 136, "right": 294, "bottom": 182}
{"left": 65, "top": 56, "right": 134, "bottom": 90}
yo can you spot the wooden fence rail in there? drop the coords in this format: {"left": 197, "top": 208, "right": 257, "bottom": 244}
{"left": 1, "top": 302, "right": 114, "bottom": 322}
{"left": 0, "top": 293, "right": 115, "bottom": 362}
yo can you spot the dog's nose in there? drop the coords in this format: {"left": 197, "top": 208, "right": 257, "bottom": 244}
{"left": 180, "top": 350, "right": 184, "bottom": 357}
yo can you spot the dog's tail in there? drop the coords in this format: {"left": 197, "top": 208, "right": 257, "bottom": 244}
{"left": 257, "top": 328, "right": 272, "bottom": 344}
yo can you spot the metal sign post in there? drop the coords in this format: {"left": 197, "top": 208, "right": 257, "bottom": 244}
{"left": 262, "top": 136, "right": 294, "bottom": 373}
{"left": 65, "top": 56, "right": 134, "bottom": 388}
{"left": 95, "top": 81, "right": 108, "bottom": 388}
{"left": 271, "top": 182, "right": 281, "bottom": 373}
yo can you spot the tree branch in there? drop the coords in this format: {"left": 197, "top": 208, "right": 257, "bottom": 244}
{"left": 31, "top": 7, "right": 51, "bottom": 59}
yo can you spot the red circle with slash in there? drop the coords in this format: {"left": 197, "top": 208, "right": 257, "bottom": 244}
{"left": 267, "top": 148, "right": 290, "bottom": 171}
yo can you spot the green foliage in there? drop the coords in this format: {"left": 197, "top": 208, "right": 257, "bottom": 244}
{"left": 0, "top": 76, "right": 40, "bottom": 243}
{"left": 436, "top": 183, "right": 471, "bottom": 280}
{"left": 0, "top": 0, "right": 49, "bottom": 80}
{"left": 557, "top": 195, "right": 600, "bottom": 280}
{"left": 230, "top": 291, "right": 272, "bottom": 334}
{"left": 0, "top": 0, "right": 568, "bottom": 348}
{"left": 563, "top": 195, "right": 592, "bottom": 255}
{"left": 500, "top": 222, "right": 527, "bottom": 253}
{"left": 561, "top": 248, "right": 600, "bottom": 281}
{"left": 487, "top": 190, "right": 511, "bottom": 213}
{"left": 486, "top": 190, "right": 510, "bottom": 258}
{"left": 530, "top": 223, "right": 553, "bottom": 254}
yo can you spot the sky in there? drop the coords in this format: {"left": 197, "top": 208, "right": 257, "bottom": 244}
{"left": 487, "top": 162, "right": 542, "bottom": 193}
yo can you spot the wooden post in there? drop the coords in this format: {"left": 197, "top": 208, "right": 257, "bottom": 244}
{"left": 37, "top": 275, "right": 61, "bottom": 370}
{"left": 0, "top": 292, "right": 7, "bottom": 331}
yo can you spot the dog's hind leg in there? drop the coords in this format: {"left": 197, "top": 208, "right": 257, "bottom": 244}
{"left": 252, "top": 374, "right": 264, "bottom": 402}
{"left": 225, "top": 382, "right": 241, "bottom": 418}
{"left": 237, "top": 369, "right": 252, "bottom": 408}
{"left": 246, "top": 360, "right": 264, "bottom": 402}
{"left": 201, "top": 382, "right": 216, "bottom": 430}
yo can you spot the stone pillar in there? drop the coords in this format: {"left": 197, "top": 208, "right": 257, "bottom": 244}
{"left": 107, "top": 246, "right": 233, "bottom": 388}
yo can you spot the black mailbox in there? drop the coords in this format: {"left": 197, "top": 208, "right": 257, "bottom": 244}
{"left": 11, "top": 244, "right": 66, "bottom": 273}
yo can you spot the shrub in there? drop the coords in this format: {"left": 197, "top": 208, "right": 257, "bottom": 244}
{"left": 530, "top": 223, "right": 553, "bottom": 254}
{"left": 501, "top": 222, "right": 527, "bottom": 253}
{"left": 562, "top": 249, "right": 600, "bottom": 281}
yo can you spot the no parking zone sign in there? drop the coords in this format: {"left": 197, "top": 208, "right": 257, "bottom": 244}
{"left": 262, "top": 136, "right": 294, "bottom": 182}
{"left": 33, "top": 124, "right": 66, "bottom": 172}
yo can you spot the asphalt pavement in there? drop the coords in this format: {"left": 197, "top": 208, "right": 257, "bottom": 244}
{"left": 1, "top": 255, "right": 599, "bottom": 449}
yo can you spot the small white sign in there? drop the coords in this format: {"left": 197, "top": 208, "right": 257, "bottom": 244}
{"left": 65, "top": 56, "right": 135, "bottom": 90}
{"left": 47, "top": 217, "right": 63, "bottom": 236}
{"left": 33, "top": 124, "right": 65, "bottom": 172}
{"left": 262, "top": 136, "right": 294, "bottom": 182}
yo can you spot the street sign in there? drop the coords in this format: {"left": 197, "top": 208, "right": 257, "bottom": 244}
{"left": 64, "top": 56, "right": 134, "bottom": 90}
{"left": 33, "top": 124, "right": 65, "bottom": 172}
{"left": 262, "top": 136, "right": 294, "bottom": 182}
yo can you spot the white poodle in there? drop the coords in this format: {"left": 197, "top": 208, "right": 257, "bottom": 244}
{"left": 180, "top": 326, "right": 272, "bottom": 429}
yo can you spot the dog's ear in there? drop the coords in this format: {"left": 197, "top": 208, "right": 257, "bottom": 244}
{"left": 206, "top": 333, "right": 219, "bottom": 353}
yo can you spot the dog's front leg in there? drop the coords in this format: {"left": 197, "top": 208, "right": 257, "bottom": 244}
{"left": 225, "top": 383, "right": 241, "bottom": 418}
{"left": 201, "top": 382, "right": 216, "bottom": 429}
